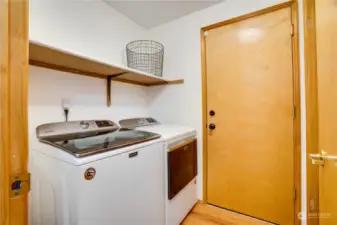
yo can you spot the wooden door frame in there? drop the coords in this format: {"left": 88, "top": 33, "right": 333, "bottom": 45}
{"left": 302, "top": 0, "right": 319, "bottom": 225}
{"left": 0, "top": 0, "right": 29, "bottom": 224}
{"left": 200, "top": 1, "right": 301, "bottom": 224}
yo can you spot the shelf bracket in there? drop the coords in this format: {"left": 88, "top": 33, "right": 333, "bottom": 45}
{"left": 106, "top": 72, "right": 128, "bottom": 107}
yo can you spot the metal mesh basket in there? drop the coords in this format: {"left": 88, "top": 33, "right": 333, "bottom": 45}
{"left": 126, "top": 40, "right": 164, "bottom": 77}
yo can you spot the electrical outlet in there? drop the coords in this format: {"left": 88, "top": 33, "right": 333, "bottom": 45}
{"left": 62, "top": 98, "right": 71, "bottom": 109}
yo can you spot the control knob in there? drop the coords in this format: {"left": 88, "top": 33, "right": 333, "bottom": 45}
{"left": 80, "top": 121, "right": 90, "bottom": 129}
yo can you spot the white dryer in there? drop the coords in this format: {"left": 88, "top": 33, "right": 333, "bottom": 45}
{"left": 119, "top": 118, "right": 198, "bottom": 225}
{"left": 29, "top": 120, "right": 165, "bottom": 225}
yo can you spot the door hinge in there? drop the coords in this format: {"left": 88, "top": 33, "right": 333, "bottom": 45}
{"left": 10, "top": 172, "right": 31, "bottom": 198}
{"left": 291, "top": 24, "right": 294, "bottom": 36}
{"left": 294, "top": 187, "right": 297, "bottom": 201}
{"left": 204, "top": 31, "right": 208, "bottom": 37}
{"left": 293, "top": 106, "right": 296, "bottom": 120}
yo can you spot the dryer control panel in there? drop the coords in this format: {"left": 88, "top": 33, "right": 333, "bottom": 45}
{"left": 119, "top": 118, "right": 159, "bottom": 129}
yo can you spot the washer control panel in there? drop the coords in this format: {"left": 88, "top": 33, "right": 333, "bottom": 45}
{"left": 95, "top": 120, "right": 114, "bottom": 128}
{"left": 37, "top": 120, "right": 119, "bottom": 139}
{"left": 79, "top": 121, "right": 90, "bottom": 129}
{"left": 119, "top": 118, "right": 159, "bottom": 129}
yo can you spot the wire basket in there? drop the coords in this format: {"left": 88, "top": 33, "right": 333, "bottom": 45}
{"left": 126, "top": 40, "right": 164, "bottom": 77}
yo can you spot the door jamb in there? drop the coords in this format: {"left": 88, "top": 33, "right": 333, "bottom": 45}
{"left": 0, "top": 1, "right": 29, "bottom": 224}
{"left": 303, "top": 0, "right": 319, "bottom": 224}
{"left": 200, "top": 2, "right": 301, "bottom": 224}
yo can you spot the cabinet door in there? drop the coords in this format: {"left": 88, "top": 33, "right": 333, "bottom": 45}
{"left": 77, "top": 142, "right": 165, "bottom": 225}
{"left": 168, "top": 140, "right": 197, "bottom": 200}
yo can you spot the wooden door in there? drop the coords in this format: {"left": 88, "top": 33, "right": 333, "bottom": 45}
{"left": 205, "top": 7, "right": 295, "bottom": 224}
{"left": 0, "top": 0, "right": 29, "bottom": 225}
{"left": 315, "top": 0, "right": 337, "bottom": 224}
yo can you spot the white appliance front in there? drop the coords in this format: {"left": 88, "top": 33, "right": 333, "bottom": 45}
{"left": 30, "top": 142, "right": 165, "bottom": 225}
{"left": 166, "top": 180, "right": 197, "bottom": 225}
{"left": 165, "top": 140, "right": 198, "bottom": 225}
{"left": 128, "top": 123, "right": 198, "bottom": 225}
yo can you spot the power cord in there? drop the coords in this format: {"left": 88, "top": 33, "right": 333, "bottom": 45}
{"left": 64, "top": 108, "right": 69, "bottom": 122}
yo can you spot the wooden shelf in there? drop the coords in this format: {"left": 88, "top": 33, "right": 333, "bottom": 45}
{"left": 29, "top": 41, "right": 184, "bottom": 106}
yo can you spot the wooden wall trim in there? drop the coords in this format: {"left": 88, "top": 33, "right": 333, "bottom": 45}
{"left": 9, "top": 1, "right": 29, "bottom": 224}
{"left": 0, "top": 0, "right": 29, "bottom": 224}
{"left": 291, "top": 2, "right": 302, "bottom": 224}
{"left": 202, "top": 1, "right": 294, "bottom": 31}
{"left": 303, "top": 0, "right": 319, "bottom": 224}
{"left": 0, "top": 1, "right": 10, "bottom": 224}
{"left": 200, "top": 2, "right": 301, "bottom": 224}
{"left": 200, "top": 28, "right": 207, "bottom": 203}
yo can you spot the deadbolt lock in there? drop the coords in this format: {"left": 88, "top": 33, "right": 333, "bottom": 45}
{"left": 209, "top": 110, "right": 215, "bottom": 116}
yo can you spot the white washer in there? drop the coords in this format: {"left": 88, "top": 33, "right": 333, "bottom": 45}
{"left": 29, "top": 120, "right": 165, "bottom": 225}
{"left": 119, "top": 118, "right": 198, "bottom": 225}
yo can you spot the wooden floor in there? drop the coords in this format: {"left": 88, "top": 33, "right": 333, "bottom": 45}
{"left": 182, "top": 204, "right": 272, "bottom": 225}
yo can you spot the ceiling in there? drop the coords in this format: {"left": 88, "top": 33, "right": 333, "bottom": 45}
{"left": 103, "top": 0, "right": 223, "bottom": 29}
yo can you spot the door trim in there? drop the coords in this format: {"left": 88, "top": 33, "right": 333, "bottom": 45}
{"left": 0, "top": 1, "right": 10, "bottom": 223}
{"left": 302, "top": 0, "right": 319, "bottom": 225}
{"left": 200, "top": 1, "right": 301, "bottom": 224}
{"left": 0, "top": 0, "right": 29, "bottom": 224}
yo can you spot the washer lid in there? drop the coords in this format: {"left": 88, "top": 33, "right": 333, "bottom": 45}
{"left": 40, "top": 129, "right": 160, "bottom": 158}
{"left": 37, "top": 120, "right": 160, "bottom": 158}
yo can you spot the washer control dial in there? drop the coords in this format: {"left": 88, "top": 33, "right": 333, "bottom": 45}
{"left": 79, "top": 121, "right": 90, "bottom": 129}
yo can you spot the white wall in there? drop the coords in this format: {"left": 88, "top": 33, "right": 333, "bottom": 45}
{"left": 29, "top": 0, "right": 149, "bottom": 148}
{"left": 147, "top": 0, "right": 308, "bottom": 215}
{"left": 29, "top": 0, "right": 147, "bottom": 65}
{"left": 29, "top": 66, "right": 150, "bottom": 147}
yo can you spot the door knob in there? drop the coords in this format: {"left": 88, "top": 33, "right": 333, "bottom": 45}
{"left": 310, "top": 150, "right": 337, "bottom": 166}
{"left": 310, "top": 150, "right": 328, "bottom": 166}
{"left": 209, "top": 110, "right": 215, "bottom": 116}
{"left": 310, "top": 153, "right": 325, "bottom": 166}
{"left": 209, "top": 123, "right": 216, "bottom": 130}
